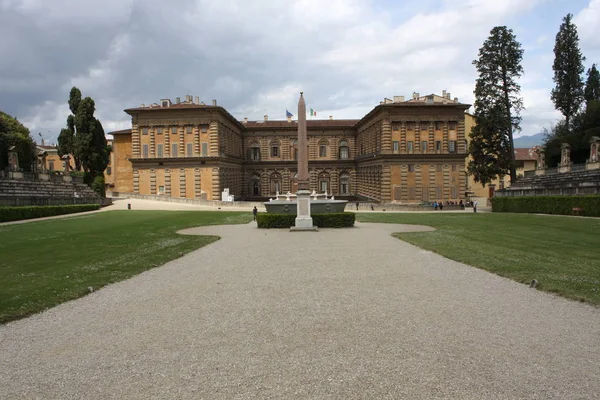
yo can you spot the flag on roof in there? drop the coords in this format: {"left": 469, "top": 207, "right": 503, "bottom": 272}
{"left": 310, "top": 108, "right": 317, "bottom": 117}
{"left": 286, "top": 109, "right": 293, "bottom": 118}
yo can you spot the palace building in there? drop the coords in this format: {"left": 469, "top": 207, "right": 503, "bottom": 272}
{"left": 108, "top": 92, "right": 471, "bottom": 203}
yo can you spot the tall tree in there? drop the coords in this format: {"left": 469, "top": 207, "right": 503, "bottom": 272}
{"left": 58, "top": 87, "right": 109, "bottom": 181}
{"left": 551, "top": 13, "right": 585, "bottom": 131}
{"left": 468, "top": 26, "right": 524, "bottom": 185}
{"left": 584, "top": 63, "right": 600, "bottom": 106}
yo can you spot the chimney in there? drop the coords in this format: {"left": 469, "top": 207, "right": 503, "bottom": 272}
{"left": 329, "top": 115, "right": 333, "bottom": 120}
{"left": 454, "top": 97, "right": 459, "bottom": 102}
{"left": 212, "top": 99, "right": 217, "bottom": 106}
{"left": 264, "top": 115, "right": 268, "bottom": 121}
{"left": 194, "top": 96, "right": 199, "bottom": 105}
{"left": 185, "top": 95, "right": 192, "bottom": 103}
{"left": 41, "top": 138, "right": 45, "bottom": 146}
{"left": 413, "top": 92, "right": 420, "bottom": 99}
{"left": 243, "top": 117, "right": 248, "bottom": 124}
{"left": 446, "top": 92, "right": 451, "bottom": 99}
{"left": 442, "top": 90, "right": 447, "bottom": 98}
{"left": 176, "top": 97, "right": 181, "bottom": 104}
{"left": 287, "top": 116, "right": 292, "bottom": 123}
{"left": 140, "top": 103, "right": 145, "bottom": 107}
{"left": 393, "top": 96, "right": 405, "bottom": 103}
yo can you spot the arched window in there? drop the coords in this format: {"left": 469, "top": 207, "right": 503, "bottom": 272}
{"left": 318, "top": 139, "right": 329, "bottom": 158}
{"left": 270, "top": 172, "right": 282, "bottom": 195}
{"left": 339, "top": 140, "right": 349, "bottom": 159}
{"left": 339, "top": 172, "right": 350, "bottom": 195}
{"left": 249, "top": 142, "right": 261, "bottom": 161}
{"left": 270, "top": 140, "right": 280, "bottom": 158}
{"left": 250, "top": 174, "right": 261, "bottom": 196}
{"left": 318, "top": 172, "right": 330, "bottom": 193}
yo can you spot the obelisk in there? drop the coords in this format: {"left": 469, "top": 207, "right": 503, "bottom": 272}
{"left": 292, "top": 92, "right": 315, "bottom": 230}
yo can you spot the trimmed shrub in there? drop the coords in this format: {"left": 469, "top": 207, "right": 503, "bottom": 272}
{"left": 0, "top": 204, "right": 101, "bottom": 223}
{"left": 257, "top": 212, "right": 355, "bottom": 228}
{"left": 91, "top": 175, "right": 106, "bottom": 198}
{"left": 492, "top": 195, "right": 600, "bottom": 217}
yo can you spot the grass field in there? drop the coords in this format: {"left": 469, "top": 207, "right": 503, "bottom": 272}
{"left": 0, "top": 210, "right": 252, "bottom": 324}
{"left": 357, "top": 212, "right": 600, "bottom": 305}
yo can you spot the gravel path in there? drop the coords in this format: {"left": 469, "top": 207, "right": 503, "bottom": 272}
{"left": 1, "top": 221, "right": 599, "bottom": 399}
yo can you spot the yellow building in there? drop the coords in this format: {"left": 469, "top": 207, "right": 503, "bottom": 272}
{"left": 464, "top": 113, "right": 538, "bottom": 203}
{"left": 109, "top": 92, "right": 471, "bottom": 203}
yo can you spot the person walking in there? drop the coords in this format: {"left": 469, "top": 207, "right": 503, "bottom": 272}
{"left": 356, "top": 202, "right": 359, "bottom": 211}
{"left": 253, "top": 206, "right": 258, "bottom": 221}
{"left": 473, "top": 199, "right": 478, "bottom": 213}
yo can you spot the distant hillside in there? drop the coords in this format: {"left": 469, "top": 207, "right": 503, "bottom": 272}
{"left": 514, "top": 132, "right": 545, "bottom": 148}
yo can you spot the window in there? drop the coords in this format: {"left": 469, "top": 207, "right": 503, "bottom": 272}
{"left": 319, "top": 144, "right": 327, "bottom": 157}
{"left": 406, "top": 121, "right": 415, "bottom": 130}
{"left": 159, "top": 186, "right": 165, "bottom": 195}
{"left": 449, "top": 121, "right": 457, "bottom": 130}
{"left": 436, "top": 164, "right": 442, "bottom": 172}
{"left": 187, "top": 143, "right": 193, "bottom": 156}
{"left": 451, "top": 186, "right": 458, "bottom": 198}
{"left": 186, "top": 126, "right": 193, "bottom": 134}
{"left": 143, "top": 144, "right": 149, "bottom": 158}
{"left": 142, "top": 127, "right": 148, "bottom": 135}
{"left": 339, "top": 140, "right": 349, "bottom": 159}
{"left": 171, "top": 127, "right": 177, "bottom": 134}
{"left": 172, "top": 143, "right": 178, "bottom": 157}
{"left": 393, "top": 141, "right": 399, "bottom": 152}
{"left": 49, "top": 161, "right": 54, "bottom": 170}
{"left": 106, "top": 166, "right": 111, "bottom": 175}
{"left": 318, "top": 172, "right": 329, "bottom": 193}
{"left": 251, "top": 175, "right": 261, "bottom": 196}
{"left": 435, "top": 141, "right": 442, "bottom": 152}
{"left": 157, "top": 144, "right": 163, "bottom": 158}
{"left": 436, "top": 186, "right": 443, "bottom": 199}
{"left": 499, "top": 179, "right": 505, "bottom": 190}
{"left": 449, "top": 141, "right": 456, "bottom": 153}
{"left": 202, "top": 142, "right": 208, "bottom": 156}
{"left": 156, "top": 127, "right": 163, "bottom": 135}
{"left": 408, "top": 164, "right": 415, "bottom": 172}
{"left": 452, "top": 164, "right": 456, "bottom": 171}
{"left": 421, "top": 141, "right": 428, "bottom": 153}
{"left": 408, "top": 187, "right": 416, "bottom": 200}
{"left": 250, "top": 144, "right": 260, "bottom": 160}
{"left": 339, "top": 173, "right": 350, "bottom": 194}
{"left": 392, "top": 122, "right": 400, "bottom": 131}
{"left": 200, "top": 124, "right": 208, "bottom": 133}
{"left": 407, "top": 141, "right": 414, "bottom": 152}
{"left": 270, "top": 173, "right": 282, "bottom": 195}
{"left": 435, "top": 121, "right": 442, "bottom": 130}
{"left": 270, "top": 141, "right": 280, "bottom": 158}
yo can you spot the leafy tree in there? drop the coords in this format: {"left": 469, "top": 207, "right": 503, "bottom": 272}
{"left": 0, "top": 111, "right": 36, "bottom": 172}
{"left": 58, "top": 87, "right": 110, "bottom": 181}
{"left": 468, "top": 26, "right": 524, "bottom": 185}
{"left": 551, "top": 13, "right": 585, "bottom": 131}
{"left": 584, "top": 64, "right": 600, "bottom": 106}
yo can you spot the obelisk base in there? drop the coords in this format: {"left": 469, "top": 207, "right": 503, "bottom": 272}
{"left": 290, "top": 190, "right": 317, "bottom": 231}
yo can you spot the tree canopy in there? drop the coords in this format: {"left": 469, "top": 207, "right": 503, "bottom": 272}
{"left": 468, "top": 26, "right": 524, "bottom": 186}
{"left": 584, "top": 64, "right": 600, "bottom": 106}
{"left": 0, "top": 111, "right": 36, "bottom": 172}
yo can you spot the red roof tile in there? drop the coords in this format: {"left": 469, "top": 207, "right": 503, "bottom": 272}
{"left": 514, "top": 148, "right": 538, "bottom": 161}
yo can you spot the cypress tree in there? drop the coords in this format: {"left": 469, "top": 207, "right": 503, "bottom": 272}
{"left": 584, "top": 64, "right": 600, "bottom": 106}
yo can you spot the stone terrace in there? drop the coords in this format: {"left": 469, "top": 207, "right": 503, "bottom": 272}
{"left": 0, "top": 177, "right": 99, "bottom": 206}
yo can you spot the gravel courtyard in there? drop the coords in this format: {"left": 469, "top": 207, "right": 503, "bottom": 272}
{"left": 1, "top": 221, "right": 599, "bottom": 399}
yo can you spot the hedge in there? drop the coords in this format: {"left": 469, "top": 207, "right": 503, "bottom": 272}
{"left": 492, "top": 195, "right": 600, "bottom": 217}
{"left": 0, "top": 204, "right": 101, "bottom": 223}
{"left": 257, "top": 212, "right": 356, "bottom": 228}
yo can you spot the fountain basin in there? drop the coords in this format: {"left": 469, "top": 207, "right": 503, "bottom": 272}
{"left": 264, "top": 199, "right": 348, "bottom": 215}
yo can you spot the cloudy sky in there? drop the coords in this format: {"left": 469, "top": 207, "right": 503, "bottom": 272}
{"left": 1, "top": 0, "right": 599, "bottom": 144}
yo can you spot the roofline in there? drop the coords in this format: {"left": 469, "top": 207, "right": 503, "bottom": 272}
{"left": 355, "top": 102, "right": 472, "bottom": 129}
{"left": 124, "top": 105, "right": 246, "bottom": 130}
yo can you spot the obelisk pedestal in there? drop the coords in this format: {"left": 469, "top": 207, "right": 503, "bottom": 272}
{"left": 291, "top": 92, "right": 317, "bottom": 231}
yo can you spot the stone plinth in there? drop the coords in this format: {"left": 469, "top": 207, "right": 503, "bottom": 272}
{"left": 290, "top": 190, "right": 317, "bottom": 231}
{"left": 586, "top": 162, "right": 600, "bottom": 170}
{"left": 535, "top": 169, "right": 546, "bottom": 176}
{"left": 559, "top": 165, "right": 571, "bottom": 173}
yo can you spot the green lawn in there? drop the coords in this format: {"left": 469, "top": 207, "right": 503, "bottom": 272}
{"left": 357, "top": 212, "right": 600, "bottom": 305}
{"left": 0, "top": 211, "right": 252, "bottom": 324}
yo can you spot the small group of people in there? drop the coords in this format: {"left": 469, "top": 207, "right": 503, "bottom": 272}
{"left": 432, "top": 199, "right": 478, "bottom": 212}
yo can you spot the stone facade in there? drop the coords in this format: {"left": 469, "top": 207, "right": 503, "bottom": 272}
{"left": 110, "top": 93, "right": 471, "bottom": 203}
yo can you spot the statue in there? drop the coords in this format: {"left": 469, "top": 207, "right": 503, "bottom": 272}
{"left": 560, "top": 143, "right": 571, "bottom": 167}
{"left": 534, "top": 146, "right": 545, "bottom": 169}
{"left": 589, "top": 137, "right": 600, "bottom": 163}
{"left": 7, "top": 146, "right": 19, "bottom": 171}
{"left": 62, "top": 154, "right": 71, "bottom": 173}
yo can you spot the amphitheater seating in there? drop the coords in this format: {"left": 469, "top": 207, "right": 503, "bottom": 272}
{"left": 499, "top": 168, "right": 600, "bottom": 196}
{"left": 0, "top": 178, "right": 99, "bottom": 206}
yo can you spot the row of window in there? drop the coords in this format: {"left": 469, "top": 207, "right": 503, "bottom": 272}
{"left": 392, "top": 140, "right": 457, "bottom": 153}
{"left": 392, "top": 121, "right": 458, "bottom": 131}
{"left": 395, "top": 186, "right": 460, "bottom": 200}
{"left": 250, "top": 141, "right": 350, "bottom": 160}
{"left": 141, "top": 143, "right": 209, "bottom": 158}
{"left": 141, "top": 125, "right": 209, "bottom": 135}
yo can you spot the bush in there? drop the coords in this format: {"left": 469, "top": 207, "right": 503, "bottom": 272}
{"left": 0, "top": 204, "right": 101, "bottom": 223}
{"left": 492, "top": 195, "right": 600, "bottom": 217}
{"left": 91, "top": 175, "right": 105, "bottom": 198}
{"left": 257, "top": 212, "right": 355, "bottom": 228}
